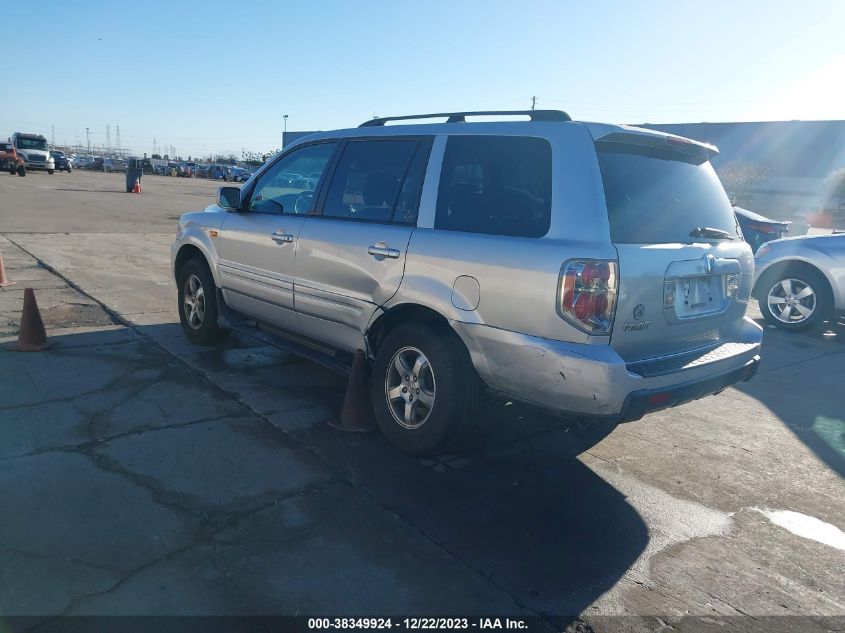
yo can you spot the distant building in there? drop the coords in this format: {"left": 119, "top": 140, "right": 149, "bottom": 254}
{"left": 282, "top": 131, "right": 319, "bottom": 147}
{"left": 639, "top": 120, "right": 845, "bottom": 219}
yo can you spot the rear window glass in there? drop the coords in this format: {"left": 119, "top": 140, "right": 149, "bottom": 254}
{"left": 435, "top": 136, "right": 552, "bottom": 238}
{"left": 597, "top": 142, "right": 741, "bottom": 244}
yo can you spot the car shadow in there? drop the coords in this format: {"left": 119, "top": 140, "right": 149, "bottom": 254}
{"left": 131, "top": 321, "right": 650, "bottom": 622}
{"left": 734, "top": 316, "right": 845, "bottom": 478}
{"left": 293, "top": 408, "right": 648, "bottom": 623}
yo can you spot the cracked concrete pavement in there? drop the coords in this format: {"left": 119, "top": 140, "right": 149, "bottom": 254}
{"left": 1, "top": 171, "right": 843, "bottom": 629}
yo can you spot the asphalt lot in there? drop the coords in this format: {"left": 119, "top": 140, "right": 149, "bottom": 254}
{"left": 1, "top": 170, "right": 843, "bottom": 631}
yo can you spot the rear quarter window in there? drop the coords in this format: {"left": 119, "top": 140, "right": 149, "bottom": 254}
{"left": 435, "top": 135, "right": 552, "bottom": 238}
{"left": 597, "top": 142, "right": 741, "bottom": 244}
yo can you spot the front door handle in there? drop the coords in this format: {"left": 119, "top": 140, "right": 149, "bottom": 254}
{"left": 271, "top": 230, "right": 294, "bottom": 244}
{"left": 368, "top": 243, "right": 401, "bottom": 259}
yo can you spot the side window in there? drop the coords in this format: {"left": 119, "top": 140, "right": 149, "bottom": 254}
{"left": 248, "top": 142, "right": 337, "bottom": 215}
{"left": 322, "top": 139, "right": 426, "bottom": 223}
{"left": 434, "top": 136, "right": 552, "bottom": 238}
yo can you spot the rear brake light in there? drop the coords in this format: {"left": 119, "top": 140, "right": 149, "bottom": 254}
{"left": 558, "top": 259, "right": 618, "bottom": 335}
{"left": 746, "top": 221, "right": 784, "bottom": 234}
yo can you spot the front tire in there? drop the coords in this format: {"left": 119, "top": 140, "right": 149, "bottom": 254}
{"left": 371, "top": 321, "right": 479, "bottom": 455}
{"left": 177, "top": 258, "right": 230, "bottom": 345}
{"left": 759, "top": 268, "right": 831, "bottom": 331}
{"left": 48, "top": 169, "right": 54, "bottom": 175}
{"left": 17, "top": 165, "right": 25, "bottom": 177}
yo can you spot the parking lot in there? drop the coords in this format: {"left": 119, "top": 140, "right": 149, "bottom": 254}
{"left": 1, "top": 170, "right": 843, "bottom": 630}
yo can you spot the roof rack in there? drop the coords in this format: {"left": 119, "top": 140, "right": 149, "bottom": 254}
{"left": 359, "top": 110, "right": 572, "bottom": 127}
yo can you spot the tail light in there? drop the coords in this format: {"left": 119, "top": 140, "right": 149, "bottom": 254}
{"left": 746, "top": 221, "right": 786, "bottom": 235}
{"left": 558, "top": 259, "right": 618, "bottom": 334}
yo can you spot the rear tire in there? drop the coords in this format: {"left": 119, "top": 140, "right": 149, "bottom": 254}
{"left": 48, "top": 169, "right": 54, "bottom": 175}
{"left": 177, "top": 258, "right": 230, "bottom": 345}
{"left": 17, "top": 165, "right": 25, "bottom": 177}
{"left": 759, "top": 267, "right": 831, "bottom": 331}
{"left": 370, "top": 321, "right": 479, "bottom": 455}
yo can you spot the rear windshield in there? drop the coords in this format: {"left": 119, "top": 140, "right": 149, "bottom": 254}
{"left": 596, "top": 142, "right": 740, "bottom": 244}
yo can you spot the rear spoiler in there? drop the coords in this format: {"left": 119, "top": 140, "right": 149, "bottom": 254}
{"left": 589, "top": 125, "right": 718, "bottom": 162}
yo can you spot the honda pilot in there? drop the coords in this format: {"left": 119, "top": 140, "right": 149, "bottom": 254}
{"left": 171, "top": 110, "right": 763, "bottom": 455}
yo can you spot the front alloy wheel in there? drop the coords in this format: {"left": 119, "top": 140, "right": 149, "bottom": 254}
{"left": 767, "top": 278, "right": 815, "bottom": 325}
{"left": 759, "top": 269, "right": 830, "bottom": 332}
{"left": 177, "top": 258, "right": 229, "bottom": 345}
{"left": 182, "top": 273, "right": 206, "bottom": 330}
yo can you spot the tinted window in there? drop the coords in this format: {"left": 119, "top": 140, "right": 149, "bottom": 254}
{"left": 322, "top": 139, "right": 421, "bottom": 223}
{"left": 597, "top": 142, "right": 741, "bottom": 244}
{"left": 249, "top": 143, "right": 337, "bottom": 215}
{"left": 435, "top": 136, "right": 552, "bottom": 238}
{"left": 393, "top": 143, "right": 430, "bottom": 225}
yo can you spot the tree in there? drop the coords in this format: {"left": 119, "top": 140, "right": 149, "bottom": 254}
{"left": 716, "top": 161, "right": 769, "bottom": 204}
{"left": 821, "top": 168, "right": 845, "bottom": 210}
{"left": 151, "top": 153, "right": 162, "bottom": 160}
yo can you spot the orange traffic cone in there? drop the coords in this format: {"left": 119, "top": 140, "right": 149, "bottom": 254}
{"left": 0, "top": 249, "right": 15, "bottom": 287}
{"left": 329, "top": 350, "right": 377, "bottom": 432}
{"left": 15, "top": 288, "right": 50, "bottom": 351}
{"left": 133, "top": 179, "right": 141, "bottom": 194}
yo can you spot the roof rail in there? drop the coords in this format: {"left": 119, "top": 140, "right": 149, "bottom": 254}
{"left": 359, "top": 110, "right": 572, "bottom": 127}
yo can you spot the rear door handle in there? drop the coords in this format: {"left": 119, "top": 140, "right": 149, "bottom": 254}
{"left": 271, "top": 230, "right": 294, "bottom": 244}
{"left": 368, "top": 244, "right": 401, "bottom": 259}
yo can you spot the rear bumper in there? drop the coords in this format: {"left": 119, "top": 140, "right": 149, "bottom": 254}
{"left": 451, "top": 316, "right": 763, "bottom": 420}
{"left": 618, "top": 353, "right": 759, "bottom": 422}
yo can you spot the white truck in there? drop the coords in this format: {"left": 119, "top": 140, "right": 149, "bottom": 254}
{"left": 11, "top": 132, "right": 55, "bottom": 174}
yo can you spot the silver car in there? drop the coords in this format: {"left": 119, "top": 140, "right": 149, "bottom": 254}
{"left": 171, "top": 110, "right": 763, "bottom": 454}
{"left": 753, "top": 233, "right": 845, "bottom": 330}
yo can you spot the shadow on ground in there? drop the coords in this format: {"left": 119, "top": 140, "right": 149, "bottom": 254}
{"left": 1, "top": 324, "right": 649, "bottom": 621}
{"left": 734, "top": 317, "right": 845, "bottom": 478}
{"left": 140, "top": 322, "right": 650, "bottom": 621}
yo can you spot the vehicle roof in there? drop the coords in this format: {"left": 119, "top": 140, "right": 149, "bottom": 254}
{"left": 289, "top": 118, "right": 718, "bottom": 155}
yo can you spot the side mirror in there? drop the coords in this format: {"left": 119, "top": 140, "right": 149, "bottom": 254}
{"left": 217, "top": 186, "right": 241, "bottom": 210}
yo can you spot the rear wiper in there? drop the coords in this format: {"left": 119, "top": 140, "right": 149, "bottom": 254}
{"left": 689, "top": 226, "right": 734, "bottom": 240}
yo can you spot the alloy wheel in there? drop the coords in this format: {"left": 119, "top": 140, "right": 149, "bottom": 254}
{"left": 385, "top": 346, "right": 436, "bottom": 429}
{"left": 767, "top": 278, "right": 815, "bottom": 324}
{"left": 183, "top": 273, "right": 206, "bottom": 330}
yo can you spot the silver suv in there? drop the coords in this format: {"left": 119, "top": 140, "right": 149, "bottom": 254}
{"left": 171, "top": 110, "right": 763, "bottom": 454}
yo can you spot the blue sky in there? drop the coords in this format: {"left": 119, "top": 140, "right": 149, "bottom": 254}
{"left": 2, "top": 0, "right": 843, "bottom": 158}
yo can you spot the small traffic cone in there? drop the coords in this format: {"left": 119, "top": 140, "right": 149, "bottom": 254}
{"left": 329, "top": 350, "right": 377, "bottom": 433}
{"left": 15, "top": 288, "right": 51, "bottom": 351}
{"left": 132, "top": 179, "right": 141, "bottom": 194}
{"left": 0, "top": 249, "right": 15, "bottom": 287}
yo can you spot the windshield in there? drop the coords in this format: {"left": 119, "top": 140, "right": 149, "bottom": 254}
{"left": 597, "top": 142, "right": 741, "bottom": 244}
{"left": 16, "top": 137, "right": 48, "bottom": 151}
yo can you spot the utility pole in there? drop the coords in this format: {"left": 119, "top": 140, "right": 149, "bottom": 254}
{"left": 531, "top": 96, "right": 537, "bottom": 111}
{"left": 115, "top": 125, "right": 121, "bottom": 154}
{"left": 51, "top": 124, "right": 55, "bottom": 147}
{"left": 282, "top": 114, "right": 288, "bottom": 148}
{"left": 86, "top": 128, "right": 91, "bottom": 153}
{"left": 153, "top": 137, "right": 157, "bottom": 155}
{"left": 105, "top": 125, "right": 111, "bottom": 154}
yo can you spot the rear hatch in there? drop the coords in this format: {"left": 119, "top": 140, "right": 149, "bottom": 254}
{"left": 594, "top": 131, "right": 752, "bottom": 363}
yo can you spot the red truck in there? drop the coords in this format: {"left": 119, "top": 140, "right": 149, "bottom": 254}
{"left": 0, "top": 141, "right": 25, "bottom": 176}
